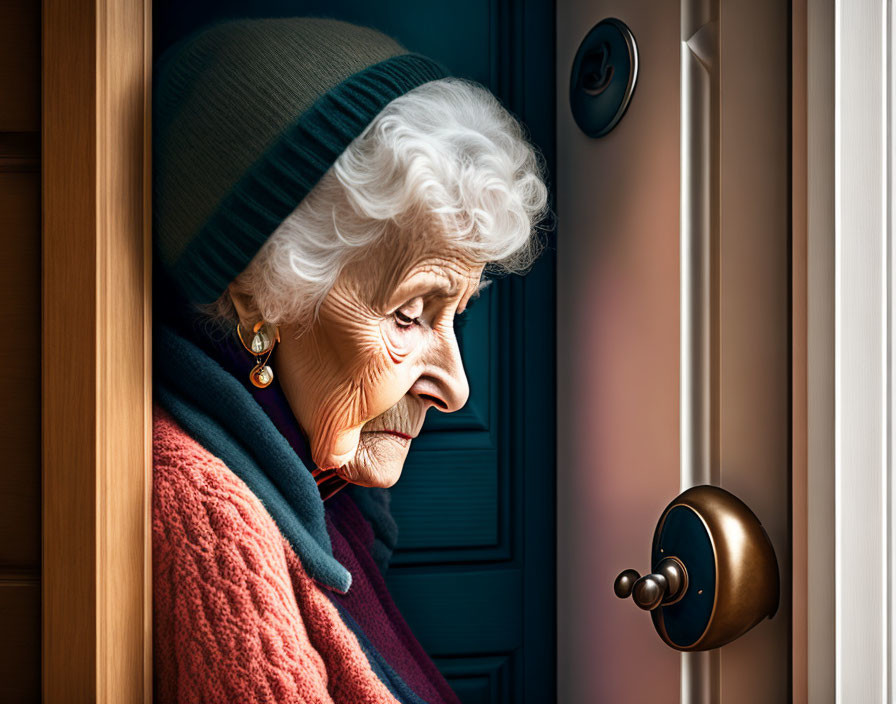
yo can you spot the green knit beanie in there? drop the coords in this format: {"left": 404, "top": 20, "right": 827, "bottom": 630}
{"left": 153, "top": 17, "right": 449, "bottom": 304}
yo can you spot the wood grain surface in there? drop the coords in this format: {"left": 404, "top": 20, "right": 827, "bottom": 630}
{"left": 43, "top": 0, "right": 152, "bottom": 701}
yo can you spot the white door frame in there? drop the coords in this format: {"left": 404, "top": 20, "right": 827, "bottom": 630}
{"left": 804, "top": 0, "right": 891, "bottom": 700}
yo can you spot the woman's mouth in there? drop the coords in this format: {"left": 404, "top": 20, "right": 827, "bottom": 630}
{"left": 381, "top": 429, "right": 412, "bottom": 440}
{"left": 361, "top": 428, "right": 413, "bottom": 444}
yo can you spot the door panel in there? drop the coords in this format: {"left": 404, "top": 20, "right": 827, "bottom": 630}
{"left": 0, "top": 1, "right": 41, "bottom": 700}
{"left": 0, "top": 582, "right": 40, "bottom": 701}
{"left": 155, "top": 2, "right": 557, "bottom": 702}
{"left": 557, "top": 0, "right": 789, "bottom": 701}
{"left": 557, "top": 1, "right": 683, "bottom": 701}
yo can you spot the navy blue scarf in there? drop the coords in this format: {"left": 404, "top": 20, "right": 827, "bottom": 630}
{"left": 154, "top": 321, "right": 353, "bottom": 593}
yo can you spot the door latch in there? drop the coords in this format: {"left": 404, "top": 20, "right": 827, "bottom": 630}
{"left": 614, "top": 485, "right": 779, "bottom": 651}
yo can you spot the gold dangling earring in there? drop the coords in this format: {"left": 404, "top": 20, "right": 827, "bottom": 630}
{"left": 236, "top": 320, "right": 280, "bottom": 388}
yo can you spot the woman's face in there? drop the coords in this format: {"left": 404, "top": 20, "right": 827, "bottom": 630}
{"left": 272, "top": 227, "right": 485, "bottom": 487}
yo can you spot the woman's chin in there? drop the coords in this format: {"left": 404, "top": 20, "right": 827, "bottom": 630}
{"left": 344, "top": 467, "right": 403, "bottom": 489}
{"left": 335, "top": 431, "right": 411, "bottom": 488}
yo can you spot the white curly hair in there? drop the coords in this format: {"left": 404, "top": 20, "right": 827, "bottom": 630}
{"left": 205, "top": 76, "right": 550, "bottom": 328}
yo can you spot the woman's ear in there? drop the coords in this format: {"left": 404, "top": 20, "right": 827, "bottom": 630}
{"left": 227, "top": 283, "right": 260, "bottom": 329}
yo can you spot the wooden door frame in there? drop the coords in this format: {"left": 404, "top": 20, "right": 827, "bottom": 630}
{"left": 42, "top": 0, "right": 153, "bottom": 700}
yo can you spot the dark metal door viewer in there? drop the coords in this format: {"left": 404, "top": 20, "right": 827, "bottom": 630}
{"left": 569, "top": 18, "right": 639, "bottom": 138}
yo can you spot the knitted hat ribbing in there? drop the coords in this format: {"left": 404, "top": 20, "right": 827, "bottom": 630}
{"left": 153, "top": 17, "right": 448, "bottom": 304}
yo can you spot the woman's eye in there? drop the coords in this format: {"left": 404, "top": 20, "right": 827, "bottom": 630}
{"left": 394, "top": 309, "right": 418, "bottom": 328}
{"left": 393, "top": 297, "right": 424, "bottom": 328}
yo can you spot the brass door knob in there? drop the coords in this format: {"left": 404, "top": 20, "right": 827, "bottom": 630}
{"left": 613, "top": 568, "right": 640, "bottom": 598}
{"left": 614, "top": 485, "right": 779, "bottom": 651}
{"left": 614, "top": 558, "right": 687, "bottom": 610}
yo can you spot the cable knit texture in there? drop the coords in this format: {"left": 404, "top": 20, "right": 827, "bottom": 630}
{"left": 152, "top": 405, "right": 399, "bottom": 703}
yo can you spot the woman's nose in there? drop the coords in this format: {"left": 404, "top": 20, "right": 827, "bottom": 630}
{"left": 410, "top": 331, "right": 470, "bottom": 413}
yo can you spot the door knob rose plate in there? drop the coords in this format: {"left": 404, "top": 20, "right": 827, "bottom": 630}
{"left": 614, "top": 485, "right": 779, "bottom": 651}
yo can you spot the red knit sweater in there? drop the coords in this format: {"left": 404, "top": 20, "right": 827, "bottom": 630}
{"left": 152, "top": 406, "right": 400, "bottom": 703}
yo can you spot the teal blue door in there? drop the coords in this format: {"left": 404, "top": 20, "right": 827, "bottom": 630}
{"left": 156, "top": 4, "right": 557, "bottom": 701}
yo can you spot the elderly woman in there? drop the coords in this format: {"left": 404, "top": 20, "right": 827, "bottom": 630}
{"left": 151, "top": 16, "right": 548, "bottom": 704}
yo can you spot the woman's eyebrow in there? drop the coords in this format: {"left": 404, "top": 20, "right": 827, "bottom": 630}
{"left": 389, "top": 276, "right": 455, "bottom": 306}
{"left": 393, "top": 269, "right": 487, "bottom": 306}
{"left": 428, "top": 284, "right": 461, "bottom": 299}
{"left": 434, "top": 276, "right": 490, "bottom": 300}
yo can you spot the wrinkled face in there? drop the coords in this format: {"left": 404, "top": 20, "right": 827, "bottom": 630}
{"left": 272, "top": 227, "right": 486, "bottom": 487}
